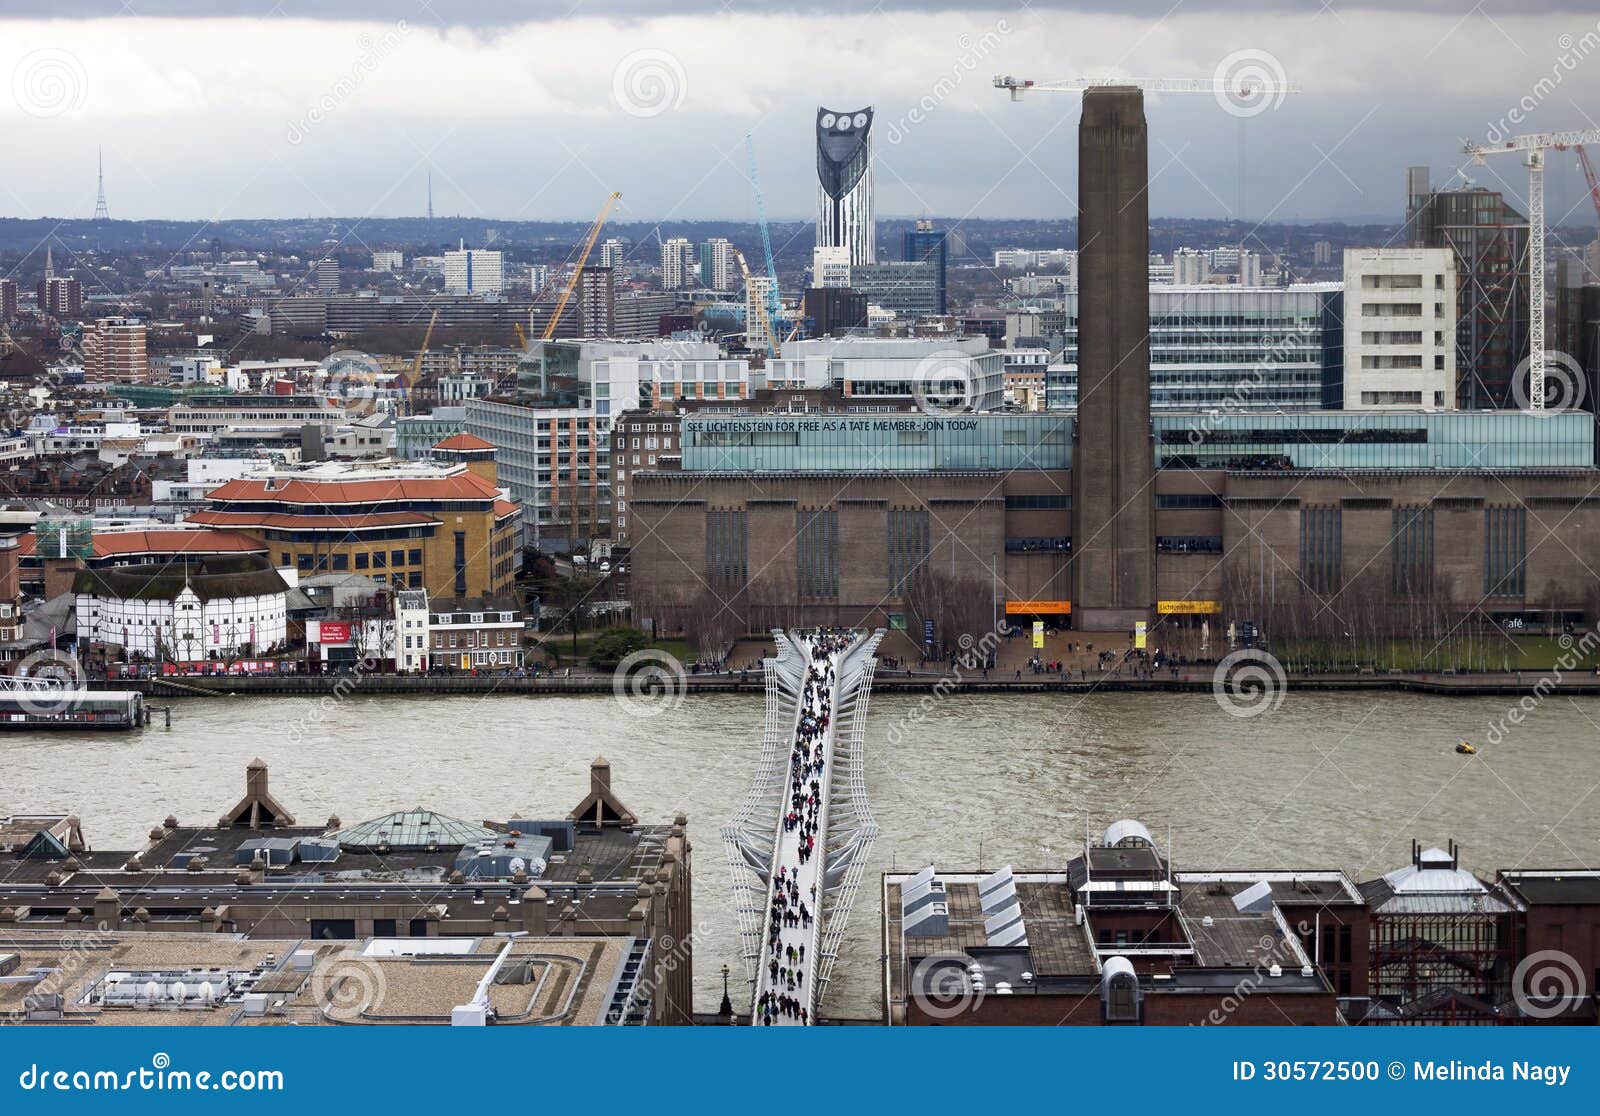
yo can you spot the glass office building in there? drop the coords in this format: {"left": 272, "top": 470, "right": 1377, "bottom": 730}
{"left": 1045, "top": 285, "right": 1345, "bottom": 410}
{"left": 681, "top": 412, "right": 1072, "bottom": 473}
{"left": 1153, "top": 410, "right": 1594, "bottom": 470}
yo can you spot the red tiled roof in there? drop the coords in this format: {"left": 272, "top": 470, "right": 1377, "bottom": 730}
{"left": 433, "top": 433, "right": 496, "bottom": 452}
{"left": 92, "top": 530, "right": 266, "bottom": 559}
{"left": 188, "top": 510, "right": 439, "bottom": 532}
{"left": 203, "top": 473, "right": 503, "bottom": 506}
{"left": 493, "top": 499, "right": 520, "bottom": 519}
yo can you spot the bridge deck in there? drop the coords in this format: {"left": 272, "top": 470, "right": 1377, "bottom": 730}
{"left": 750, "top": 634, "right": 845, "bottom": 1026}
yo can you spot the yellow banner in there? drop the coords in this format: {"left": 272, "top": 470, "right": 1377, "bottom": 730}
{"left": 1032, "top": 621, "right": 1045, "bottom": 649}
{"left": 1157, "top": 600, "right": 1220, "bottom": 615}
{"left": 1006, "top": 600, "right": 1071, "bottom": 615}
{"left": 1135, "top": 621, "right": 1147, "bottom": 650}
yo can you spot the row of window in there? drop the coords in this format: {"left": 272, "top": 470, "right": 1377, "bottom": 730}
{"left": 1004, "top": 493, "right": 1071, "bottom": 509}
{"left": 287, "top": 548, "right": 422, "bottom": 572}
{"left": 1156, "top": 535, "right": 1223, "bottom": 553}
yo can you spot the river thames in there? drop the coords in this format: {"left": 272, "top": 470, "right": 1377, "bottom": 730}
{"left": 4, "top": 689, "right": 1598, "bottom": 1018}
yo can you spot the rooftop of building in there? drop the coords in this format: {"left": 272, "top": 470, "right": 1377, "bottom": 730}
{"left": 1496, "top": 870, "right": 1600, "bottom": 906}
{"left": 0, "top": 757, "right": 672, "bottom": 904}
{"left": 0, "top": 929, "right": 627, "bottom": 1026}
{"left": 197, "top": 460, "right": 508, "bottom": 507}
{"left": 775, "top": 335, "right": 993, "bottom": 359}
{"left": 431, "top": 433, "right": 495, "bottom": 452}
{"left": 72, "top": 554, "right": 289, "bottom": 603}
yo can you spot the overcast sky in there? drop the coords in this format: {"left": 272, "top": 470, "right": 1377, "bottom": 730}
{"left": 4, "top": 2, "right": 1600, "bottom": 226}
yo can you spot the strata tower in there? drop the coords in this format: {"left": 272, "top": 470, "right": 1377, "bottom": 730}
{"left": 1071, "top": 86, "right": 1155, "bottom": 632}
{"left": 816, "top": 107, "right": 876, "bottom": 267}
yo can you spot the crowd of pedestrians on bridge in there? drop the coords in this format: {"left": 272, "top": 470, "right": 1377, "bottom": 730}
{"left": 758, "top": 628, "right": 852, "bottom": 1026}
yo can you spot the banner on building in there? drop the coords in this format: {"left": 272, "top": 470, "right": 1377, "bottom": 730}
{"left": 1005, "top": 600, "right": 1072, "bottom": 615}
{"left": 1157, "top": 600, "right": 1221, "bottom": 615}
{"left": 1032, "top": 621, "right": 1044, "bottom": 649}
{"left": 1135, "top": 621, "right": 1147, "bottom": 650}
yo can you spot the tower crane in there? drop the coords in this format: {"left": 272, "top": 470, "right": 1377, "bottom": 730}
{"left": 401, "top": 307, "right": 439, "bottom": 417}
{"left": 543, "top": 191, "right": 621, "bottom": 341}
{"left": 996, "top": 73, "right": 1300, "bottom": 242}
{"left": 1464, "top": 129, "right": 1600, "bottom": 409}
{"left": 744, "top": 135, "right": 783, "bottom": 355}
{"left": 1575, "top": 145, "right": 1600, "bottom": 227}
{"left": 994, "top": 75, "right": 1302, "bottom": 101}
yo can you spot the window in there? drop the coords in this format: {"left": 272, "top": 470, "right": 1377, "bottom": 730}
{"left": 356, "top": 552, "right": 369, "bottom": 569}
{"left": 373, "top": 551, "right": 386, "bottom": 568}
{"left": 1006, "top": 536, "right": 1070, "bottom": 553}
{"left": 1300, "top": 505, "right": 1342, "bottom": 595}
{"left": 1155, "top": 493, "right": 1221, "bottom": 509}
{"left": 1391, "top": 506, "right": 1434, "bottom": 594}
{"left": 331, "top": 553, "right": 348, "bottom": 571}
{"left": 310, "top": 918, "right": 356, "bottom": 940}
{"left": 409, "top": 572, "right": 422, "bottom": 588}
{"left": 408, "top": 548, "right": 422, "bottom": 565}
{"left": 1005, "top": 493, "right": 1071, "bottom": 509}
{"left": 392, "top": 550, "right": 405, "bottom": 566}
{"left": 373, "top": 918, "right": 396, "bottom": 937}
{"left": 1155, "top": 535, "right": 1222, "bottom": 553}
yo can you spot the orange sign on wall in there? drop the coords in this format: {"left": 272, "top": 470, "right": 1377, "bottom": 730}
{"left": 1005, "top": 600, "right": 1071, "bottom": 615}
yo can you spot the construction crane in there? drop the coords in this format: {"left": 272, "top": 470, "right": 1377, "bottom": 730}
{"left": 543, "top": 191, "right": 621, "bottom": 341}
{"left": 513, "top": 322, "right": 528, "bottom": 349}
{"left": 1464, "top": 129, "right": 1600, "bottom": 409}
{"left": 395, "top": 308, "right": 439, "bottom": 417}
{"left": 996, "top": 73, "right": 1300, "bottom": 239}
{"left": 744, "top": 135, "right": 783, "bottom": 355}
{"left": 1575, "top": 145, "right": 1600, "bottom": 227}
{"left": 994, "top": 75, "right": 1302, "bottom": 101}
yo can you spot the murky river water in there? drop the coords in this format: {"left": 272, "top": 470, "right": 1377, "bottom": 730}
{"left": 4, "top": 689, "right": 1599, "bottom": 1018}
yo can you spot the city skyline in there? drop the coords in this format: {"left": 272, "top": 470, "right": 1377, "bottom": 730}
{"left": 4, "top": 4, "right": 1600, "bottom": 226}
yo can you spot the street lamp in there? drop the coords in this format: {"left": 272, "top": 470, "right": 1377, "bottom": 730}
{"left": 719, "top": 963, "right": 733, "bottom": 1021}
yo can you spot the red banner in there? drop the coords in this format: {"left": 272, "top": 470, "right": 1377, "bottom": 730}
{"left": 317, "top": 621, "right": 352, "bottom": 644}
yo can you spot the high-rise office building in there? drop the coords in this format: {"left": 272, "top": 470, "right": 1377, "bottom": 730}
{"left": 802, "top": 286, "right": 867, "bottom": 337}
{"left": 902, "top": 219, "right": 948, "bottom": 314}
{"left": 1073, "top": 86, "right": 1154, "bottom": 633}
{"left": 1406, "top": 166, "right": 1529, "bottom": 409}
{"left": 660, "top": 237, "right": 696, "bottom": 290}
{"left": 811, "top": 246, "right": 851, "bottom": 289}
{"left": 599, "top": 239, "right": 627, "bottom": 269}
{"left": 311, "top": 258, "right": 340, "bottom": 294}
{"left": 372, "top": 250, "right": 404, "bottom": 272}
{"left": 1342, "top": 248, "right": 1456, "bottom": 411}
{"left": 443, "top": 243, "right": 504, "bottom": 295}
{"left": 1043, "top": 284, "right": 1344, "bottom": 412}
{"left": 816, "top": 106, "right": 875, "bottom": 267}
{"left": 0, "top": 278, "right": 15, "bottom": 322}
